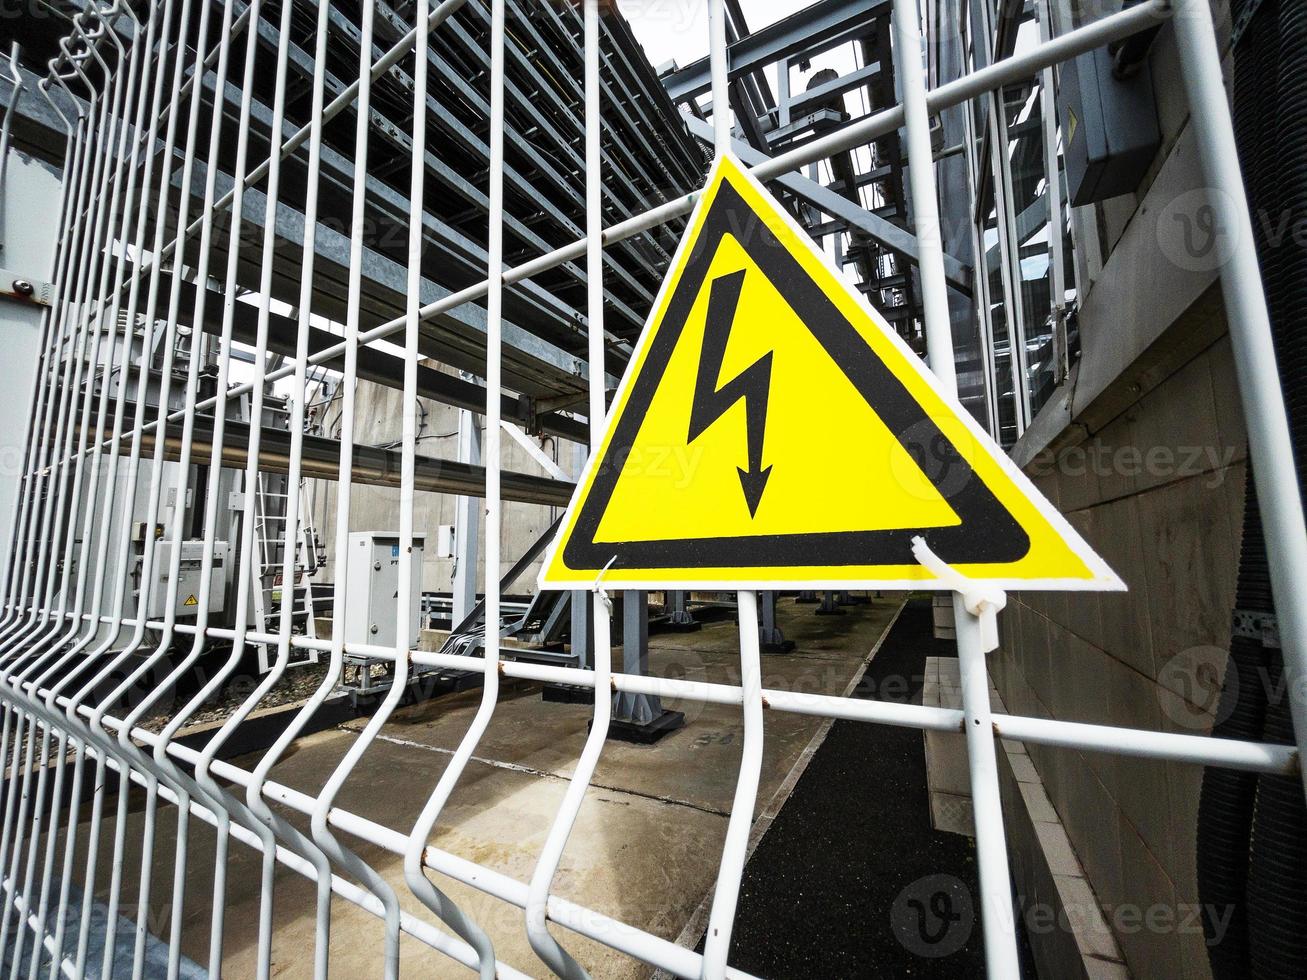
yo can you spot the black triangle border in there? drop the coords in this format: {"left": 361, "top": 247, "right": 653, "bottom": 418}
{"left": 563, "top": 177, "right": 1031, "bottom": 572}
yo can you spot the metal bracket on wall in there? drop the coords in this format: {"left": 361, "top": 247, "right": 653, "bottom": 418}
{"left": 1051, "top": 305, "right": 1071, "bottom": 384}
{"left": 1234, "top": 608, "right": 1281, "bottom": 649}
{"left": 0, "top": 267, "right": 55, "bottom": 307}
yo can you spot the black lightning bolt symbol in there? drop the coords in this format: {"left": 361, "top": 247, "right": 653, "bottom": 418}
{"left": 687, "top": 269, "right": 774, "bottom": 518}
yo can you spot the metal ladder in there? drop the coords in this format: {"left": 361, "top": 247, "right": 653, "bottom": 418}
{"left": 249, "top": 470, "right": 321, "bottom": 673}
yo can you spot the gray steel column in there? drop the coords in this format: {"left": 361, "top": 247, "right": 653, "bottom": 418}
{"left": 815, "top": 591, "right": 843, "bottom": 615}
{"left": 614, "top": 590, "right": 658, "bottom": 724}
{"left": 668, "top": 590, "right": 696, "bottom": 627}
{"left": 758, "top": 591, "right": 793, "bottom": 652}
{"left": 451, "top": 393, "right": 481, "bottom": 627}
{"left": 569, "top": 591, "right": 591, "bottom": 670}
{"left": 568, "top": 439, "right": 590, "bottom": 667}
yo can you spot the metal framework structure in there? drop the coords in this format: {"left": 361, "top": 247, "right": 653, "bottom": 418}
{"left": 0, "top": 0, "right": 1303, "bottom": 978}
{"left": 941, "top": 0, "right": 1075, "bottom": 447}
{"left": 665, "top": 1, "right": 941, "bottom": 365}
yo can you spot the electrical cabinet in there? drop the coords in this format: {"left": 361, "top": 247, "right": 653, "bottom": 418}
{"left": 146, "top": 539, "right": 229, "bottom": 618}
{"left": 1059, "top": 44, "right": 1160, "bottom": 206}
{"left": 343, "top": 532, "right": 425, "bottom": 649}
{"left": 435, "top": 524, "right": 455, "bottom": 559}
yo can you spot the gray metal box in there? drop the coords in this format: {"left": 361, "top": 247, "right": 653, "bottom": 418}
{"left": 343, "top": 532, "right": 425, "bottom": 649}
{"left": 148, "top": 539, "right": 229, "bottom": 618}
{"left": 1059, "top": 44, "right": 1160, "bottom": 206}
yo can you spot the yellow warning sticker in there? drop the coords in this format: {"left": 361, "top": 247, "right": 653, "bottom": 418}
{"left": 539, "top": 154, "right": 1121, "bottom": 592}
{"left": 183, "top": 594, "right": 198, "bottom": 607}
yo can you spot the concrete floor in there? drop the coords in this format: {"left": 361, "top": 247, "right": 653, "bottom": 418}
{"left": 57, "top": 595, "right": 902, "bottom": 978}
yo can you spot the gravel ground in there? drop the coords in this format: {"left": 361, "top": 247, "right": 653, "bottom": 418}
{"left": 132, "top": 657, "right": 330, "bottom": 734}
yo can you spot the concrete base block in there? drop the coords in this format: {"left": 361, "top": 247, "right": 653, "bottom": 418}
{"left": 657, "top": 619, "right": 702, "bottom": 633}
{"left": 541, "top": 683, "right": 593, "bottom": 705}
{"left": 602, "top": 709, "right": 686, "bottom": 745}
{"left": 929, "top": 790, "right": 975, "bottom": 837}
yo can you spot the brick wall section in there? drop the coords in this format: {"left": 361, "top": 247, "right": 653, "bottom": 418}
{"left": 992, "top": 330, "right": 1247, "bottom": 980}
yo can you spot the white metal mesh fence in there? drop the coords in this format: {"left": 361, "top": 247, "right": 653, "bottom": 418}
{"left": 0, "top": 0, "right": 1303, "bottom": 978}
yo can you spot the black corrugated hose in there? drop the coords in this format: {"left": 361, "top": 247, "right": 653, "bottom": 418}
{"left": 1244, "top": 0, "right": 1307, "bottom": 974}
{"left": 1194, "top": 0, "right": 1277, "bottom": 972}
{"left": 1197, "top": 0, "right": 1307, "bottom": 976}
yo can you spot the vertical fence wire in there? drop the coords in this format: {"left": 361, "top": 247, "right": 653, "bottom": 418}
{"left": 27, "top": 4, "right": 173, "bottom": 978}
{"left": 3, "top": 12, "right": 138, "bottom": 976}
{"left": 402, "top": 1, "right": 513, "bottom": 974}
{"left": 892, "top": 0, "right": 1022, "bottom": 973}
{"left": 305, "top": 7, "right": 414, "bottom": 980}
{"left": 0, "top": 41, "right": 82, "bottom": 980}
{"left": 524, "top": 1, "right": 615, "bottom": 975}
{"left": 700, "top": 3, "right": 766, "bottom": 976}
{"left": 244, "top": 1, "right": 338, "bottom": 975}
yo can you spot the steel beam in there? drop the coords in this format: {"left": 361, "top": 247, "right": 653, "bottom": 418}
{"left": 158, "top": 273, "right": 589, "bottom": 443}
{"left": 664, "top": 0, "right": 890, "bottom": 102}
{"left": 101, "top": 411, "right": 576, "bottom": 506}
{"left": 683, "top": 113, "right": 972, "bottom": 294}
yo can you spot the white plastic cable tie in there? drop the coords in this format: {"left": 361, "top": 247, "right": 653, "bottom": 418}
{"left": 592, "top": 555, "right": 617, "bottom": 613}
{"left": 910, "top": 535, "right": 1006, "bottom": 652}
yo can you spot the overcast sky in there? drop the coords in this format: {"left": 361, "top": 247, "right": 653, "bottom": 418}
{"left": 616, "top": 1, "right": 861, "bottom": 96}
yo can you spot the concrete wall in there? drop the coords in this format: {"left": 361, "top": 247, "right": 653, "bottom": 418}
{"left": 990, "top": 12, "right": 1247, "bottom": 973}
{"left": 995, "top": 310, "right": 1244, "bottom": 978}
{"left": 308, "top": 365, "right": 576, "bottom": 597}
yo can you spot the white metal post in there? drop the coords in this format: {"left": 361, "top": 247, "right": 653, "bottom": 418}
{"left": 990, "top": 90, "right": 1032, "bottom": 433}
{"left": 701, "top": 1, "right": 766, "bottom": 976}
{"left": 525, "top": 2, "right": 616, "bottom": 975}
{"left": 0, "top": 42, "right": 20, "bottom": 254}
{"left": 894, "top": 0, "right": 954, "bottom": 391}
{"left": 403, "top": 1, "right": 509, "bottom": 975}
{"left": 895, "top": 0, "right": 1020, "bottom": 974}
{"left": 961, "top": 104, "right": 1002, "bottom": 439}
{"left": 702, "top": 589, "right": 764, "bottom": 979}
{"left": 1171, "top": 0, "right": 1307, "bottom": 803}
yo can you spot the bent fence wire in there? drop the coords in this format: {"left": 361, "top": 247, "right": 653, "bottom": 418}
{"left": 0, "top": 0, "right": 1303, "bottom": 978}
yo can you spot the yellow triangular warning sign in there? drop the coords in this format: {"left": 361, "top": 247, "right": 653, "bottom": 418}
{"left": 539, "top": 155, "right": 1121, "bottom": 592}
{"left": 183, "top": 594, "right": 199, "bottom": 607}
